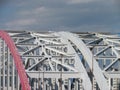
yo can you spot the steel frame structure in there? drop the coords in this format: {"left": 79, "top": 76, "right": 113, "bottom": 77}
{"left": 0, "top": 31, "right": 120, "bottom": 90}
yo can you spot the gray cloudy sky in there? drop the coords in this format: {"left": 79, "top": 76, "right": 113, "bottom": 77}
{"left": 0, "top": 0, "right": 120, "bottom": 32}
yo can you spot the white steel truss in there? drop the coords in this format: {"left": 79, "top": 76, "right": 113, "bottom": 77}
{"left": 0, "top": 31, "right": 120, "bottom": 90}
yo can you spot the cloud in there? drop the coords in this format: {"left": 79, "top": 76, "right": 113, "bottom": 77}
{"left": 53, "top": 24, "right": 120, "bottom": 33}
{"left": 67, "top": 0, "right": 97, "bottom": 4}
{"left": 19, "top": 6, "right": 46, "bottom": 15}
{"left": 0, "top": 0, "right": 7, "bottom": 6}
{"left": 5, "top": 19, "right": 36, "bottom": 26}
{"left": 0, "top": 0, "right": 120, "bottom": 32}
{"left": 34, "top": 7, "right": 46, "bottom": 13}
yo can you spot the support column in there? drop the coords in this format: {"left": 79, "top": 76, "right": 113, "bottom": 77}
{"left": 12, "top": 55, "right": 15, "bottom": 90}
{"left": 3, "top": 41, "right": 5, "bottom": 90}
{"left": 75, "top": 79, "right": 78, "bottom": 90}
{"left": 0, "top": 40, "right": 1, "bottom": 90}
{"left": 108, "top": 78, "right": 111, "bottom": 90}
{"left": 68, "top": 79, "right": 71, "bottom": 90}
{"left": 7, "top": 48, "right": 10, "bottom": 90}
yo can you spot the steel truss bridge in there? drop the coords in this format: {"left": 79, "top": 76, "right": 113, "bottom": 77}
{"left": 0, "top": 31, "right": 120, "bottom": 90}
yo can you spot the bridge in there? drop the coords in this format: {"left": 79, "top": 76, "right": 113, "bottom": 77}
{"left": 0, "top": 31, "right": 120, "bottom": 90}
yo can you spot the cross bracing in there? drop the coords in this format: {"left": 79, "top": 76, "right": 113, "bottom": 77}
{"left": 0, "top": 31, "right": 120, "bottom": 90}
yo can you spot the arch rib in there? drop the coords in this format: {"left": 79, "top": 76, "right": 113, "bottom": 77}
{"left": 58, "top": 32, "right": 92, "bottom": 90}
{"left": 0, "top": 31, "right": 30, "bottom": 90}
{"left": 60, "top": 31, "right": 109, "bottom": 90}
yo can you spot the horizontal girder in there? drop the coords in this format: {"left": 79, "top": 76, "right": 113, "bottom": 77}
{"left": 0, "top": 30, "right": 120, "bottom": 90}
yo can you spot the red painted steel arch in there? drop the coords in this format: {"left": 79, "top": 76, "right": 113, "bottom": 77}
{"left": 0, "top": 31, "right": 30, "bottom": 90}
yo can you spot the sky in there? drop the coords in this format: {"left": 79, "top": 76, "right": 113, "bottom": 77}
{"left": 0, "top": 0, "right": 120, "bottom": 32}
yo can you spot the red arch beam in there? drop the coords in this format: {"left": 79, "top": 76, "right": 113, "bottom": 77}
{"left": 0, "top": 31, "right": 30, "bottom": 90}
